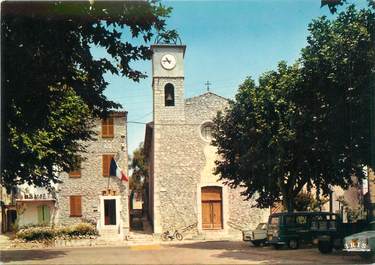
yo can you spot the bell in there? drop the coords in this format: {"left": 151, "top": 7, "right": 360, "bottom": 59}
{"left": 166, "top": 93, "right": 173, "bottom": 101}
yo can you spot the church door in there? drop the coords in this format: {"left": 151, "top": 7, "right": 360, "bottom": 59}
{"left": 201, "top": 187, "right": 223, "bottom": 229}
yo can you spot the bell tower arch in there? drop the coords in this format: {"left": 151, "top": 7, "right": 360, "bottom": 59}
{"left": 151, "top": 44, "right": 186, "bottom": 123}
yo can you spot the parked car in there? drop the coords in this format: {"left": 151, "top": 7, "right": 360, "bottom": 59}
{"left": 242, "top": 222, "right": 268, "bottom": 246}
{"left": 266, "top": 211, "right": 342, "bottom": 250}
{"left": 343, "top": 224, "right": 375, "bottom": 261}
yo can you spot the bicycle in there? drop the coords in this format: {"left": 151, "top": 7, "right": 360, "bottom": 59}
{"left": 161, "top": 230, "right": 183, "bottom": 241}
{"left": 161, "top": 222, "right": 197, "bottom": 241}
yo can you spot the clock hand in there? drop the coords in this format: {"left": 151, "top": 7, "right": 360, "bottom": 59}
{"left": 163, "top": 57, "right": 171, "bottom": 64}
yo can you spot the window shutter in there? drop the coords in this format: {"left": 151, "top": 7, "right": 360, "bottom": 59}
{"left": 103, "top": 155, "right": 108, "bottom": 177}
{"left": 70, "top": 196, "right": 82, "bottom": 217}
{"left": 37, "top": 205, "right": 43, "bottom": 224}
{"left": 69, "top": 170, "right": 81, "bottom": 178}
{"left": 102, "top": 118, "right": 114, "bottom": 138}
{"left": 102, "top": 119, "right": 108, "bottom": 137}
{"left": 102, "top": 154, "right": 114, "bottom": 177}
{"left": 44, "top": 206, "right": 50, "bottom": 224}
{"left": 108, "top": 119, "right": 114, "bottom": 137}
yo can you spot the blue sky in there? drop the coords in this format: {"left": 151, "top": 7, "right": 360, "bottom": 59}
{"left": 100, "top": 0, "right": 366, "bottom": 157}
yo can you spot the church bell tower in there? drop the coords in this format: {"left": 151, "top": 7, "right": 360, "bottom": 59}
{"left": 150, "top": 40, "right": 186, "bottom": 233}
{"left": 151, "top": 43, "right": 186, "bottom": 123}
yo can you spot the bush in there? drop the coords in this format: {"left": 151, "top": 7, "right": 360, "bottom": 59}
{"left": 16, "top": 223, "right": 98, "bottom": 241}
{"left": 71, "top": 223, "right": 98, "bottom": 236}
{"left": 16, "top": 226, "right": 55, "bottom": 241}
{"left": 54, "top": 226, "right": 72, "bottom": 238}
{"left": 57, "top": 223, "right": 98, "bottom": 237}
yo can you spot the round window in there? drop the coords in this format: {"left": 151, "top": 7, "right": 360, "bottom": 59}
{"left": 200, "top": 122, "right": 214, "bottom": 142}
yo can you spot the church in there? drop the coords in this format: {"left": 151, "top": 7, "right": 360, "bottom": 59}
{"left": 144, "top": 43, "right": 269, "bottom": 239}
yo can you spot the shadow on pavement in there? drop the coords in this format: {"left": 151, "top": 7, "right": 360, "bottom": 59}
{"left": 170, "top": 240, "right": 246, "bottom": 250}
{"left": 0, "top": 249, "right": 66, "bottom": 263}
{"left": 212, "top": 249, "right": 368, "bottom": 264}
{"left": 171, "top": 241, "right": 368, "bottom": 264}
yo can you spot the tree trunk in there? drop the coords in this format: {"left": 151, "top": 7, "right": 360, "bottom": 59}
{"left": 282, "top": 192, "right": 294, "bottom": 212}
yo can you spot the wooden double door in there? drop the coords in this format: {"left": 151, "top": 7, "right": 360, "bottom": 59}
{"left": 201, "top": 187, "right": 223, "bottom": 229}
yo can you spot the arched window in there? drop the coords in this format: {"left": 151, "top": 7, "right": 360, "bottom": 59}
{"left": 200, "top": 121, "right": 214, "bottom": 142}
{"left": 164, "top": 83, "right": 175, "bottom": 106}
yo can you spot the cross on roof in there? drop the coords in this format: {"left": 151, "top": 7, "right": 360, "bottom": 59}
{"left": 205, "top": 81, "right": 211, "bottom": 92}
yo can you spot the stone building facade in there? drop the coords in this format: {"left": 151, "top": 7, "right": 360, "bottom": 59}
{"left": 55, "top": 112, "right": 129, "bottom": 239}
{"left": 144, "top": 44, "right": 269, "bottom": 239}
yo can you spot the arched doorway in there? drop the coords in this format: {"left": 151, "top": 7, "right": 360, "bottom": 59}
{"left": 201, "top": 186, "right": 222, "bottom": 229}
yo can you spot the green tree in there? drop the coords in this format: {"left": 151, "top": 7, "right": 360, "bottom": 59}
{"left": 213, "top": 63, "right": 317, "bottom": 211}
{"left": 2, "top": 1, "right": 174, "bottom": 191}
{"left": 130, "top": 143, "right": 148, "bottom": 191}
{"left": 300, "top": 3, "right": 375, "bottom": 193}
{"left": 213, "top": 3, "right": 375, "bottom": 211}
{"left": 294, "top": 192, "right": 329, "bottom": 211}
{"left": 321, "top": 0, "right": 346, "bottom": 13}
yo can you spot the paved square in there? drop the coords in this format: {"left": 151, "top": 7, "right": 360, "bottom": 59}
{"left": 0, "top": 241, "right": 369, "bottom": 264}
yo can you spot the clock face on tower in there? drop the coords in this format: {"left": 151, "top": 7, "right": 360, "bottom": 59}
{"left": 160, "top": 54, "right": 176, "bottom": 70}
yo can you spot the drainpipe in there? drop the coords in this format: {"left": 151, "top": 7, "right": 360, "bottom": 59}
{"left": 368, "top": 71, "right": 375, "bottom": 228}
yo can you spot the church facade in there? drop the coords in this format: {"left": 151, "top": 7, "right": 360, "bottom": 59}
{"left": 144, "top": 44, "right": 269, "bottom": 239}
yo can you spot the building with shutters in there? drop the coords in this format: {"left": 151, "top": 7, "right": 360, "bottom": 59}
{"left": 55, "top": 112, "right": 129, "bottom": 239}
{"left": 144, "top": 43, "right": 269, "bottom": 239}
{"left": 12, "top": 112, "right": 130, "bottom": 239}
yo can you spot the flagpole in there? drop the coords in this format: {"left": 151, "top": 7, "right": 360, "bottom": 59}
{"left": 107, "top": 158, "right": 111, "bottom": 191}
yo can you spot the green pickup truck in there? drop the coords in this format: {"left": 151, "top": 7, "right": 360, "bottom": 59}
{"left": 266, "top": 211, "right": 368, "bottom": 253}
{"left": 266, "top": 212, "right": 343, "bottom": 251}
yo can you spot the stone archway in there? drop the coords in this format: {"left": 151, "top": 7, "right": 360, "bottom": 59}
{"left": 201, "top": 186, "right": 223, "bottom": 229}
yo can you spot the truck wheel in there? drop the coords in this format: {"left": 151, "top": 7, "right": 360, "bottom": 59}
{"left": 273, "top": 244, "right": 282, "bottom": 250}
{"left": 252, "top": 241, "right": 261, "bottom": 247}
{"left": 333, "top": 238, "right": 342, "bottom": 250}
{"left": 288, "top": 239, "right": 299, "bottom": 249}
{"left": 318, "top": 240, "right": 333, "bottom": 254}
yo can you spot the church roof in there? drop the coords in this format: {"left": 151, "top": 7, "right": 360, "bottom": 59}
{"left": 185, "top": 91, "right": 228, "bottom": 104}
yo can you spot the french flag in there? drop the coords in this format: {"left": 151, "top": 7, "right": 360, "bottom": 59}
{"left": 109, "top": 158, "right": 128, "bottom": 182}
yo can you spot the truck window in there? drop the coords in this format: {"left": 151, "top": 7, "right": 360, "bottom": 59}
{"left": 285, "top": 216, "right": 295, "bottom": 225}
{"left": 269, "top": 217, "right": 279, "bottom": 228}
{"left": 311, "top": 220, "right": 318, "bottom": 230}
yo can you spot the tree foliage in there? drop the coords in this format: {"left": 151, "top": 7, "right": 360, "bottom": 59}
{"left": 130, "top": 143, "right": 148, "bottom": 191}
{"left": 213, "top": 3, "right": 375, "bottom": 211}
{"left": 300, "top": 3, "right": 375, "bottom": 192}
{"left": 321, "top": 0, "right": 346, "bottom": 14}
{"left": 294, "top": 192, "right": 329, "bottom": 212}
{"left": 214, "top": 63, "right": 320, "bottom": 211}
{"left": 2, "top": 1, "right": 174, "bottom": 190}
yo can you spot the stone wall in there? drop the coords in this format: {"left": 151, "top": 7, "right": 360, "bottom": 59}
{"left": 228, "top": 188, "right": 269, "bottom": 237}
{"left": 153, "top": 123, "right": 203, "bottom": 233}
{"left": 151, "top": 92, "right": 269, "bottom": 237}
{"left": 55, "top": 113, "right": 129, "bottom": 236}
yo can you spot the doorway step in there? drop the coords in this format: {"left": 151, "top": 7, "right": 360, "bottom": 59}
{"left": 98, "top": 227, "right": 122, "bottom": 241}
{"left": 127, "top": 215, "right": 154, "bottom": 242}
{"left": 126, "top": 232, "right": 154, "bottom": 242}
